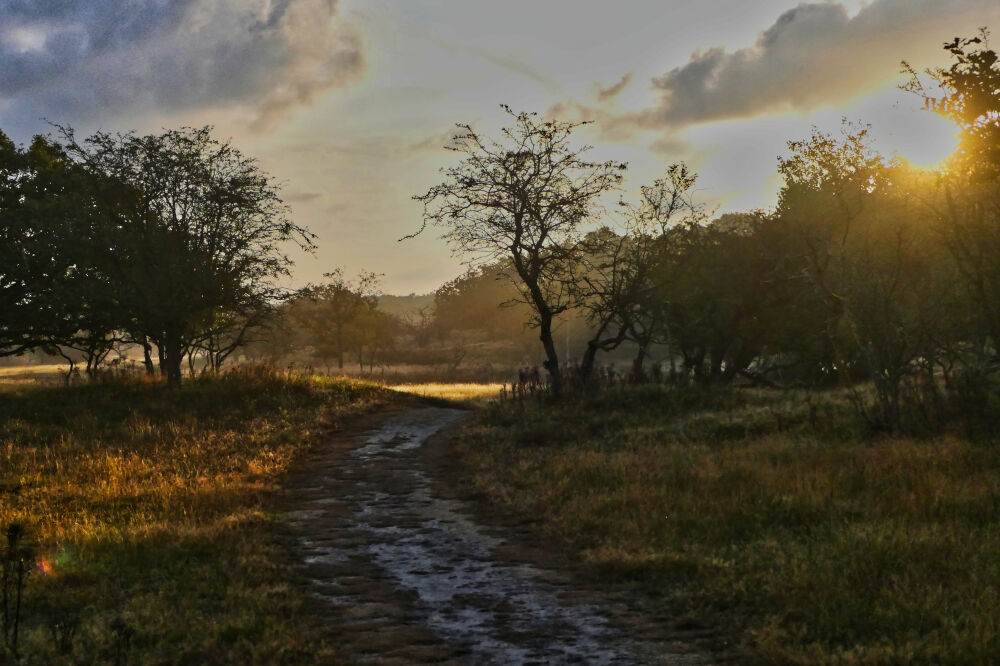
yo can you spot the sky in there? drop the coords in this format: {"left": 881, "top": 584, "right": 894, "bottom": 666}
{"left": 1, "top": 0, "right": 997, "bottom": 294}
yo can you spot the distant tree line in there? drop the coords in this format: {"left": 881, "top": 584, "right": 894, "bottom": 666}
{"left": 0, "top": 126, "right": 313, "bottom": 384}
{"left": 241, "top": 264, "right": 538, "bottom": 377}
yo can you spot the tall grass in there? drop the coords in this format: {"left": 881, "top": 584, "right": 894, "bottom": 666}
{"left": 456, "top": 385, "right": 1000, "bottom": 664}
{"left": 0, "top": 368, "right": 385, "bottom": 664}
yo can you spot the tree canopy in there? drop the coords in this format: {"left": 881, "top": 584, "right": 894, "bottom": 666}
{"left": 0, "top": 126, "right": 313, "bottom": 383}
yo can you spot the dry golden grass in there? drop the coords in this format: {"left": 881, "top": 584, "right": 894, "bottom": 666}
{"left": 0, "top": 364, "right": 70, "bottom": 387}
{"left": 0, "top": 368, "right": 386, "bottom": 663}
{"left": 389, "top": 382, "right": 504, "bottom": 405}
{"left": 0, "top": 364, "right": 68, "bottom": 376}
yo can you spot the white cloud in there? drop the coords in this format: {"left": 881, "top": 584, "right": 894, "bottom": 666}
{"left": 637, "top": 0, "right": 998, "bottom": 127}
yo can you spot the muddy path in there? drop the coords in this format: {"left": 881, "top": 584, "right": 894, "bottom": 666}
{"left": 281, "top": 403, "right": 713, "bottom": 665}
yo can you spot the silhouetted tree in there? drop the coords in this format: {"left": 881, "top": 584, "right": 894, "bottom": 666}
{"left": 57, "top": 126, "right": 314, "bottom": 384}
{"left": 621, "top": 164, "right": 709, "bottom": 380}
{"left": 0, "top": 132, "right": 117, "bottom": 362}
{"left": 414, "top": 106, "right": 625, "bottom": 396}
{"left": 904, "top": 29, "right": 1000, "bottom": 181}
{"left": 775, "top": 124, "right": 952, "bottom": 432}
{"left": 905, "top": 30, "right": 1000, "bottom": 363}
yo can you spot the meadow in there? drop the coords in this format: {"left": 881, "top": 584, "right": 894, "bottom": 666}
{"left": 453, "top": 385, "right": 1000, "bottom": 664}
{"left": 0, "top": 368, "right": 387, "bottom": 664}
{"left": 6, "top": 368, "right": 1000, "bottom": 664}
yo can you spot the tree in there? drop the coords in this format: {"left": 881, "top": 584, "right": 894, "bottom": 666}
{"left": 354, "top": 306, "right": 400, "bottom": 374}
{"left": 193, "top": 304, "right": 274, "bottom": 373}
{"left": 775, "top": 124, "right": 952, "bottom": 432}
{"left": 0, "top": 132, "right": 120, "bottom": 366}
{"left": 567, "top": 227, "right": 638, "bottom": 386}
{"left": 905, "top": 30, "right": 1000, "bottom": 359}
{"left": 621, "top": 164, "right": 710, "bottom": 380}
{"left": 904, "top": 29, "right": 1000, "bottom": 180}
{"left": 414, "top": 107, "right": 626, "bottom": 396}
{"left": 57, "top": 126, "right": 314, "bottom": 384}
{"left": 432, "top": 263, "right": 532, "bottom": 343}
{"left": 295, "top": 270, "right": 381, "bottom": 371}
{"left": 569, "top": 165, "right": 737, "bottom": 387}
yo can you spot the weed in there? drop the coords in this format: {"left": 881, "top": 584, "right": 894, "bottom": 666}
{"left": 1, "top": 523, "right": 32, "bottom": 660}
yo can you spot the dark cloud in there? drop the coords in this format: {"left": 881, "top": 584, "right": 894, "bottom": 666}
{"left": 0, "top": 0, "right": 363, "bottom": 136}
{"left": 595, "top": 73, "right": 632, "bottom": 102}
{"left": 638, "top": 0, "right": 998, "bottom": 127}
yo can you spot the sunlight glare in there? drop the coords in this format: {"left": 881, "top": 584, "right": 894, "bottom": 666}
{"left": 876, "top": 109, "right": 960, "bottom": 170}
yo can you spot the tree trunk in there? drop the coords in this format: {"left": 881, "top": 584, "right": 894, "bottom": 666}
{"left": 632, "top": 342, "right": 649, "bottom": 383}
{"left": 709, "top": 346, "right": 725, "bottom": 380}
{"left": 142, "top": 341, "right": 155, "bottom": 375}
{"left": 163, "top": 335, "right": 184, "bottom": 385}
{"left": 158, "top": 342, "right": 167, "bottom": 377}
{"left": 874, "top": 372, "right": 902, "bottom": 435}
{"left": 538, "top": 313, "right": 562, "bottom": 397}
{"left": 688, "top": 347, "right": 706, "bottom": 382}
{"left": 579, "top": 341, "right": 601, "bottom": 388}
{"left": 580, "top": 324, "right": 629, "bottom": 388}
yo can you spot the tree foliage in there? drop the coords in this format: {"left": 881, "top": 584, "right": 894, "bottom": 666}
{"left": 0, "top": 126, "right": 312, "bottom": 383}
{"left": 293, "top": 270, "right": 382, "bottom": 371}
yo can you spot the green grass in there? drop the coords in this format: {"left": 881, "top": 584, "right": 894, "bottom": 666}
{"left": 454, "top": 385, "right": 1000, "bottom": 664}
{"left": 0, "top": 367, "right": 387, "bottom": 664}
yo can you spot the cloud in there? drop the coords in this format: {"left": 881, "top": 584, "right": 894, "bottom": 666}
{"left": 595, "top": 73, "right": 632, "bottom": 102}
{"left": 544, "top": 100, "right": 643, "bottom": 143}
{"left": 285, "top": 190, "right": 324, "bottom": 205}
{"left": 0, "top": 0, "right": 363, "bottom": 135}
{"left": 637, "top": 0, "right": 999, "bottom": 128}
{"left": 403, "top": 127, "right": 469, "bottom": 155}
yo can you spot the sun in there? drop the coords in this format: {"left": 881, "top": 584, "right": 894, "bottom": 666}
{"left": 878, "top": 109, "right": 960, "bottom": 170}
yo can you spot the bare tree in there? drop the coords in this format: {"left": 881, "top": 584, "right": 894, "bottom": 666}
{"left": 413, "top": 106, "right": 625, "bottom": 396}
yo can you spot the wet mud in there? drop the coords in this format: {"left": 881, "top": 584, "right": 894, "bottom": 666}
{"left": 282, "top": 405, "right": 711, "bottom": 665}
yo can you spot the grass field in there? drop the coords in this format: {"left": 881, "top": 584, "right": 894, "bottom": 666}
{"left": 389, "top": 381, "right": 504, "bottom": 405}
{"left": 10, "top": 371, "right": 994, "bottom": 663}
{"left": 0, "top": 365, "right": 70, "bottom": 387}
{"left": 0, "top": 368, "right": 387, "bottom": 664}
{"left": 453, "top": 385, "right": 1000, "bottom": 664}
{"left": 0, "top": 364, "right": 68, "bottom": 377}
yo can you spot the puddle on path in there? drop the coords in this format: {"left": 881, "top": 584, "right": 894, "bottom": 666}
{"left": 288, "top": 407, "right": 707, "bottom": 665}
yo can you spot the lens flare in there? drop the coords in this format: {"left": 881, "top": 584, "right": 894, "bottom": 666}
{"left": 36, "top": 555, "right": 55, "bottom": 576}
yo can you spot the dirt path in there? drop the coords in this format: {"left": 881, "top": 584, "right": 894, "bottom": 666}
{"left": 282, "top": 404, "right": 712, "bottom": 665}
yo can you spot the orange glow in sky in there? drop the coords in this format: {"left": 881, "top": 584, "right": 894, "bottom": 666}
{"left": 885, "top": 112, "right": 961, "bottom": 169}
